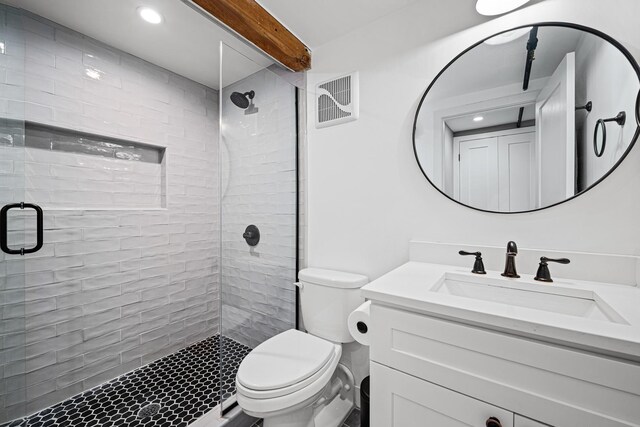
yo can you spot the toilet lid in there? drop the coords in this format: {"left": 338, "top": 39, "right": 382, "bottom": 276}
{"left": 237, "top": 329, "right": 335, "bottom": 391}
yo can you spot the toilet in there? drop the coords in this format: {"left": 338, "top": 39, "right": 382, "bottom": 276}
{"left": 235, "top": 268, "right": 368, "bottom": 427}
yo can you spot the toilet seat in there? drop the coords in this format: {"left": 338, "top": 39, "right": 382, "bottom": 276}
{"left": 237, "top": 329, "right": 340, "bottom": 400}
{"left": 237, "top": 345, "right": 342, "bottom": 416}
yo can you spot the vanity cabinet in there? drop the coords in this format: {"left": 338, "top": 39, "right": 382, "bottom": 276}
{"left": 369, "top": 304, "right": 640, "bottom": 427}
{"left": 372, "top": 362, "right": 514, "bottom": 427}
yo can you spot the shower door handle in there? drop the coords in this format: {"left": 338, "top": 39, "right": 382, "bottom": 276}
{"left": 0, "top": 203, "right": 44, "bottom": 255}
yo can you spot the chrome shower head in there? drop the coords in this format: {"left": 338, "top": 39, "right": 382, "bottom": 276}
{"left": 230, "top": 90, "right": 255, "bottom": 109}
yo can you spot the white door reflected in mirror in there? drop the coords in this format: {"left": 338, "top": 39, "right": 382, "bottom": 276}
{"left": 535, "top": 52, "right": 575, "bottom": 207}
{"left": 454, "top": 129, "right": 535, "bottom": 212}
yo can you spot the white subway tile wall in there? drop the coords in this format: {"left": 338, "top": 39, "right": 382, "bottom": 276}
{"left": 0, "top": 8, "right": 219, "bottom": 422}
{"left": 23, "top": 146, "right": 165, "bottom": 209}
{"left": 220, "top": 69, "right": 297, "bottom": 349}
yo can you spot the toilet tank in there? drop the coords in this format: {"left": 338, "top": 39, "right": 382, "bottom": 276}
{"left": 298, "top": 268, "right": 368, "bottom": 343}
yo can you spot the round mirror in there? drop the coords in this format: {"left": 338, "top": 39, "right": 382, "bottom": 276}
{"left": 413, "top": 23, "right": 640, "bottom": 213}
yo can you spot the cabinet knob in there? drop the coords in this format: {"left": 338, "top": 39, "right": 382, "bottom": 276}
{"left": 486, "top": 417, "right": 502, "bottom": 427}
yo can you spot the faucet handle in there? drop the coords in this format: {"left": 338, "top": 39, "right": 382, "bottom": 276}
{"left": 534, "top": 256, "right": 571, "bottom": 283}
{"left": 506, "top": 240, "right": 518, "bottom": 254}
{"left": 458, "top": 250, "right": 486, "bottom": 274}
{"left": 542, "top": 256, "right": 571, "bottom": 264}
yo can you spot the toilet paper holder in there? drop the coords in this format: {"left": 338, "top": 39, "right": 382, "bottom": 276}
{"left": 357, "top": 321, "right": 368, "bottom": 334}
{"left": 349, "top": 300, "right": 372, "bottom": 346}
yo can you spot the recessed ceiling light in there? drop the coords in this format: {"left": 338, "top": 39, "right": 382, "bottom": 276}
{"left": 138, "top": 7, "right": 163, "bottom": 24}
{"left": 484, "top": 27, "right": 532, "bottom": 46}
{"left": 476, "top": 0, "right": 531, "bottom": 16}
{"left": 85, "top": 68, "right": 102, "bottom": 80}
{"left": 473, "top": 116, "right": 484, "bottom": 122}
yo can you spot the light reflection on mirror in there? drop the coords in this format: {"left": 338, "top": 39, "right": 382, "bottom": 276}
{"left": 414, "top": 24, "right": 640, "bottom": 213}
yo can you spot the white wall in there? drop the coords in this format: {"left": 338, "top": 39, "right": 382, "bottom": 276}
{"left": 305, "top": 0, "right": 640, "bottom": 397}
{"left": 575, "top": 33, "right": 640, "bottom": 189}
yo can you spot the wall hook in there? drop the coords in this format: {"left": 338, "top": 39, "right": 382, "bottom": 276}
{"left": 575, "top": 101, "right": 592, "bottom": 112}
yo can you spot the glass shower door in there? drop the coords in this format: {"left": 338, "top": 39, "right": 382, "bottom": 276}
{"left": 0, "top": 4, "right": 28, "bottom": 422}
{"left": 218, "top": 42, "right": 299, "bottom": 413}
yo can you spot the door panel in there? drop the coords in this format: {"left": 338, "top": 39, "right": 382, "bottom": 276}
{"left": 498, "top": 133, "right": 536, "bottom": 211}
{"left": 536, "top": 52, "right": 576, "bottom": 207}
{"left": 219, "top": 43, "right": 298, "bottom": 412}
{"left": 456, "top": 137, "right": 499, "bottom": 211}
{"left": 0, "top": 5, "right": 27, "bottom": 420}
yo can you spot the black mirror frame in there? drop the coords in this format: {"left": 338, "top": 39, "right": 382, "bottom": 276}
{"left": 412, "top": 22, "right": 640, "bottom": 215}
{"left": 636, "top": 88, "right": 640, "bottom": 139}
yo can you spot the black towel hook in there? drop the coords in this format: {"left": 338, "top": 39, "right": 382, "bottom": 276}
{"left": 593, "top": 111, "right": 626, "bottom": 158}
{"left": 576, "top": 101, "right": 592, "bottom": 112}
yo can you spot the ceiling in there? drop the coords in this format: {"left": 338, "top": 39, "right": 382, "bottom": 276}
{"left": 430, "top": 26, "right": 585, "bottom": 100}
{"left": 4, "top": 0, "right": 552, "bottom": 88}
{"left": 2, "top": 0, "right": 274, "bottom": 89}
{"left": 256, "top": 0, "right": 419, "bottom": 49}
{"left": 433, "top": 26, "right": 587, "bottom": 133}
{"left": 446, "top": 104, "right": 536, "bottom": 133}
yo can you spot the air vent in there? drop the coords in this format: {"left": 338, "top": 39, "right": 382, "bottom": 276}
{"left": 315, "top": 72, "right": 359, "bottom": 128}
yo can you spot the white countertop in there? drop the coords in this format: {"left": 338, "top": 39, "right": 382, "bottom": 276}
{"left": 361, "top": 261, "right": 640, "bottom": 362}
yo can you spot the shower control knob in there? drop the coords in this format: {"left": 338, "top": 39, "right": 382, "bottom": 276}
{"left": 486, "top": 417, "right": 502, "bottom": 427}
{"left": 243, "top": 225, "right": 260, "bottom": 246}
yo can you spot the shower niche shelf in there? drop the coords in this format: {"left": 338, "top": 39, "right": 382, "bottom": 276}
{"left": 24, "top": 122, "right": 165, "bottom": 164}
{"left": 18, "top": 121, "right": 167, "bottom": 210}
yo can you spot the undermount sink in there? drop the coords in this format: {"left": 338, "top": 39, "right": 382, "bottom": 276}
{"left": 431, "top": 272, "right": 628, "bottom": 324}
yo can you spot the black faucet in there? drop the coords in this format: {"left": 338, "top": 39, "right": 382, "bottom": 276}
{"left": 501, "top": 241, "right": 520, "bottom": 278}
{"left": 534, "top": 256, "right": 571, "bottom": 282}
{"left": 458, "top": 250, "right": 486, "bottom": 274}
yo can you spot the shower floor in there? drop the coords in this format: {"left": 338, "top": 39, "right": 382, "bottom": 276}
{"left": 2, "top": 335, "right": 252, "bottom": 427}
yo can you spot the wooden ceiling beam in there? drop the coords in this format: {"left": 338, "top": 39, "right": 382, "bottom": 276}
{"left": 191, "top": 0, "right": 311, "bottom": 72}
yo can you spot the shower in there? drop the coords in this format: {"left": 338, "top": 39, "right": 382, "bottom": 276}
{"left": 230, "top": 90, "right": 259, "bottom": 114}
{"left": 0, "top": 3, "right": 298, "bottom": 425}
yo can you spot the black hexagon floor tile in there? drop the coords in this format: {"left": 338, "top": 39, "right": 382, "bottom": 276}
{"left": 2, "top": 335, "right": 251, "bottom": 427}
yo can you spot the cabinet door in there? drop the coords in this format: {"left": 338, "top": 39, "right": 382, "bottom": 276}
{"left": 515, "top": 415, "right": 550, "bottom": 427}
{"left": 372, "top": 362, "right": 513, "bottom": 427}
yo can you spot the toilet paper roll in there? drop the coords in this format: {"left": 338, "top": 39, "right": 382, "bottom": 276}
{"left": 348, "top": 301, "right": 371, "bottom": 346}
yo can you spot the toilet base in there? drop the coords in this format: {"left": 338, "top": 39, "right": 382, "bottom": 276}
{"left": 261, "top": 389, "right": 353, "bottom": 427}
{"left": 263, "top": 406, "right": 315, "bottom": 427}
{"left": 314, "top": 392, "right": 354, "bottom": 427}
